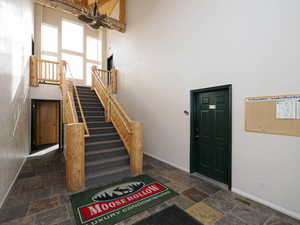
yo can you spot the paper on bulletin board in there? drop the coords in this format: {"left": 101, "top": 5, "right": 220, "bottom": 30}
{"left": 276, "top": 100, "right": 296, "bottom": 119}
{"left": 296, "top": 100, "right": 300, "bottom": 119}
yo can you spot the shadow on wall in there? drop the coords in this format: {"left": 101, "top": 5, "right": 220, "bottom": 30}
{"left": 0, "top": 0, "right": 34, "bottom": 208}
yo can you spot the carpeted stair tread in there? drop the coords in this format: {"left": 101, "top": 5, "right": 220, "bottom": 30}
{"left": 86, "top": 133, "right": 120, "bottom": 143}
{"left": 78, "top": 116, "right": 105, "bottom": 122}
{"left": 86, "top": 169, "right": 132, "bottom": 187}
{"left": 89, "top": 127, "right": 116, "bottom": 135}
{"left": 87, "top": 121, "right": 113, "bottom": 128}
{"left": 86, "top": 166, "right": 131, "bottom": 182}
{"left": 86, "top": 156, "right": 130, "bottom": 172}
{"left": 73, "top": 86, "right": 131, "bottom": 188}
{"left": 85, "top": 140, "right": 124, "bottom": 151}
{"left": 82, "top": 111, "right": 105, "bottom": 117}
{"left": 85, "top": 147, "right": 126, "bottom": 156}
{"left": 85, "top": 139, "right": 122, "bottom": 145}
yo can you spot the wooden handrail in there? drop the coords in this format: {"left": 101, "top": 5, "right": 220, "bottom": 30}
{"left": 92, "top": 66, "right": 143, "bottom": 176}
{"left": 64, "top": 63, "right": 90, "bottom": 138}
{"left": 74, "top": 85, "right": 90, "bottom": 137}
{"left": 92, "top": 67, "right": 118, "bottom": 94}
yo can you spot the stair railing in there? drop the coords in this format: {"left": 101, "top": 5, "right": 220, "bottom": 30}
{"left": 30, "top": 56, "right": 62, "bottom": 86}
{"left": 91, "top": 66, "right": 144, "bottom": 176}
{"left": 65, "top": 63, "right": 90, "bottom": 138}
{"left": 60, "top": 61, "right": 86, "bottom": 192}
{"left": 30, "top": 56, "right": 86, "bottom": 192}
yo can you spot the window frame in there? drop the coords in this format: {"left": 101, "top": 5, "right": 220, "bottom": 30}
{"left": 41, "top": 18, "right": 101, "bottom": 84}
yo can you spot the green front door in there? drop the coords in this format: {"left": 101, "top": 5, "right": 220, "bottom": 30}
{"left": 192, "top": 89, "right": 230, "bottom": 184}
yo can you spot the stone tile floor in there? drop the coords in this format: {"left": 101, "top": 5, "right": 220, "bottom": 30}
{"left": 0, "top": 150, "right": 299, "bottom": 225}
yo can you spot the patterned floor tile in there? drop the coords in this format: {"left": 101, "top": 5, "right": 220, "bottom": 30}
{"left": 215, "top": 214, "right": 248, "bottom": 225}
{"left": 35, "top": 206, "right": 69, "bottom": 225}
{"left": 166, "top": 195, "right": 196, "bottom": 209}
{"left": 231, "top": 205, "right": 271, "bottom": 225}
{"left": 194, "top": 181, "right": 221, "bottom": 196}
{"left": 265, "top": 214, "right": 300, "bottom": 225}
{"left": 2, "top": 151, "right": 299, "bottom": 225}
{"left": 203, "top": 191, "right": 237, "bottom": 213}
{"left": 182, "top": 187, "right": 209, "bottom": 202}
{"left": 187, "top": 202, "right": 224, "bottom": 225}
{"left": 27, "top": 196, "right": 60, "bottom": 215}
{"left": 0, "top": 204, "right": 29, "bottom": 224}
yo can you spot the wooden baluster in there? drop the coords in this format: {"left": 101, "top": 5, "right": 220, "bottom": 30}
{"left": 52, "top": 63, "right": 54, "bottom": 81}
{"left": 66, "top": 123, "right": 85, "bottom": 192}
{"left": 38, "top": 60, "right": 41, "bottom": 83}
{"left": 130, "top": 122, "right": 144, "bottom": 176}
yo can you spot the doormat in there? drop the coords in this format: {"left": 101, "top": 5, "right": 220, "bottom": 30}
{"left": 133, "top": 205, "right": 203, "bottom": 225}
{"left": 70, "top": 175, "right": 178, "bottom": 225}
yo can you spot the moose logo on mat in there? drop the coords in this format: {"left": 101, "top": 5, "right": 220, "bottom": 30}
{"left": 92, "top": 182, "right": 145, "bottom": 202}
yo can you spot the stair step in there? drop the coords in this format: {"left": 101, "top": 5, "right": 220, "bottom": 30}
{"left": 75, "top": 102, "right": 102, "bottom": 107}
{"left": 78, "top": 92, "right": 97, "bottom": 98}
{"left": 83, "top": 111, "right": 105, "bottom": 117}
{"left": 78, "top": 95, "right": 99, "bottom": 101}
{"left": 77, "top": 86, "right": 91, "bottom": 90}
{"left": 79, "top": 116, "right": 105, "bottom": 122}
{"left": 86, "top": 166, "right": 131, "bottom": 187}
{"left": 86, "top": 156, "right": 130, "bottom": 174}
{"left": 86, "top": 133, "right": 120, "bottom": 143}
{"left": 85, "top": 148, "right": 128, "bottom": 163}
{"left": 77, "top": 107, "right": 104, "bottom": 112}
{"left": 85, "top": 147, "right": 125, "bottom": 156}
{"left": 89, "top": 127, "right": 116, "bottom": 134}
{"left": 79, "top": 98, "right": 101, "bottom": 103}
{"left": 86, "top": 140, "right": 124, "bottom": 151}
{"left": 87, "top": 121, "right": 113, "bottom": 128}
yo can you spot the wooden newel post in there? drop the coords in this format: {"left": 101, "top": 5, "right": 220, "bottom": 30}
{"left": 30, "top": 56, "right": 39, "bottom": 87}
{"left": 111, "top": 69, "right": 118, "bottom": 94}
{"left": 66, "top": 123, "right": 85, "bottom": 192}
{"left": 60, "top": 60, "right": 66, "bottom": 87}
{"left": 130, "top": 122, "right": 144, "bottom": 176}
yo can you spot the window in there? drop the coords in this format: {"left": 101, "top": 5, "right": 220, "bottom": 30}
{"left": 86, "top": 37, "right": 100, "bottom": 61}
{"left": 41, "top": 55, "right": 58, "bottom": 62}
{"left": 62, "top": 20, "right": 83, "bottom": 53}
{"left": 62, "top": 53, "right": 83, "bottom": 79}
{"left": 40, "top": 17, "right": 101, "bottom": 83}
{"left": 41, "top": 24, "right": 58, "bottom": 53}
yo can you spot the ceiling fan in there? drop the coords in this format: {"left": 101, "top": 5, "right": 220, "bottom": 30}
{"left": 44, "top": 0, "right": 112, "bottom": 30}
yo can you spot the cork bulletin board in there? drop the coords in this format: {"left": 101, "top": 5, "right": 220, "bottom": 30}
{"left": 245, "top": 94, "right": 300, "bottom": 137}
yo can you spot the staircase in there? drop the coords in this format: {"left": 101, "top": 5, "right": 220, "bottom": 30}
{"left": 74, "top": 86, "right": 131, "bottom": 187}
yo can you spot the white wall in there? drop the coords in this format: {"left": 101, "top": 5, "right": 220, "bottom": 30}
{"left": 0, "top": 0, "right": 34, "bottom": 207}
{"left": 107, "top": 0, "right": 300, "bottom": 218}
{"left": 30, "top": 84, "right": 62, "bottom": 100}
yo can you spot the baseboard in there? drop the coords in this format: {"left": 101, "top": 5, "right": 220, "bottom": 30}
{"left": 232, "top": 188, "right": 300, "bottom": 220}
{"left": 0, "top": 158, "right": 26, "bottom": 209}
{"left": 144, "top": 152, "right": 189, "bottom": 173}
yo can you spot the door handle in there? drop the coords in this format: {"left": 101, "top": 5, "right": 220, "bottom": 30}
{"left": 195, "top": 135, "right": 200, "bottom": 139}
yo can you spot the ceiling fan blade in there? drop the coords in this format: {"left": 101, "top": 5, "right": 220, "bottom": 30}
{"left": 78, "top": 14, "right": 94, "bottom": 23}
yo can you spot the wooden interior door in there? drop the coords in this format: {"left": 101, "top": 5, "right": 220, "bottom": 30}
{"left": 36, "top": 101, "right": 59, "bottom": 145}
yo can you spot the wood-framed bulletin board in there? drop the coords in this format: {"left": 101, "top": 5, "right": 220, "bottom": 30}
{"left": 245, "top": 94, "right": 300, "bottom": 137}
